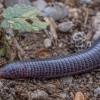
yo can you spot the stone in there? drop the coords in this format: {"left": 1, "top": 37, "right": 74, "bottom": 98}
{"left": 46, "top": 84, "right": 56, "bottom": 89}
{"left": 32, "top": 0, "right": 47, "bottom": 11}
{"left": 0, "top": 3, "right": 3, "bottom": 9}
{"left": 80, "top": 0, "right": 92, "bottom": 4}
{"left": 0, "top": 0, "right": 3, "bottom": 3}
{"left": 4, "top": 0, "right": 31, "bottom": 8}
{"left": 85, "top": 73, "right": 91, "bottom": 78}
{"left": 92, "top": 31, "right": 100, "bottom": 41}
{"left": 94, "top": 87, "right": 100, "bottom": 97}
{"left": 59, "top": 93, "right": 67, "bottom": 99}
{"left": 43, "top": 5, "right": 68, "bottom": 21}
{"left": 58, "top": 43, "right": 63, "bottom": 48}
{"left": 0, "top": 81, "right": 3, "bottom": 89}
{"left": 44, "top": 38, "right": 52, "bottom": 48}
{"left": 70, "top": 92, "right": 74, "bottom": 99}
{"left": 8, "top": 97, "right": 14, "bottom": 100}
{"left": 29, "top": 90, "right": 48, "bottom": 100}
{"left": 59, "top": 76, "right": 73, "bottom": 84}
{"left": 58, "top": 21, "right": 74, "bottom": 32}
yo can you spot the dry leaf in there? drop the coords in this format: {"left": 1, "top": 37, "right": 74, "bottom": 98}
{"left": 35, "top": 48, "right": 52, "bottom": 58}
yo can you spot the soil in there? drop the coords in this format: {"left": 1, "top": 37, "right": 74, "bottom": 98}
{"left": 0, "top": 0, "right": 100, "bottom": 100}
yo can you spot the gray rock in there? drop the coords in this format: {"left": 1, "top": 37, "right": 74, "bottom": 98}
{"left": 0, "top": 81, "right": 3, "bottom": 89}
{"left": 46, "top": 84, "right": 56, "bottom": 89}
{"left": 0, "top": 3, "right": 3, "bottom": 9}
{"left": 88, "top": 77, "right": 93, "bottom": 84}
{"left": 32, "top": 0, "right": 47, "bottom": 11}
{"left": 80, "top": 0, "right": 92, "bottom": 4}
{"left": 4, "top": 0, "right": 31, "bottom": 8}
{"left": 70, "top": 92, "right": 74, "bottom": 99}
{"left": 8, "top": 97, "right": 14, "bottom": 100}
{"left": 96, "top": 72, "right": 100, "bottom": 79}
{"left": 0, "top": 0, "right": 3, "bottom": 3}
{"left": 43, "top": 5, "right": 68, "bottom": 21}
{"left": 59, "top": 76, "right": 73, "bottom": 84}
{"left": 59, "top": 93, "right": 67, "bottom": 99}
{"left": 92, "top": 31, "right": 100, "bottom": 41}
{"left": 44, "top": 38, "right": 52, "bottom": 48}
{"left": 29, "top": 90, "right": 48, "bottom": 100}
{"left": 58, "top": 43, "right": 63, "bottom": 48}
{"left": 86, "top": 73, "right": 91, "bottom": 78}
{"left": 58, "top": 21, "right": 74, "bottom": 32}
{"left": 94, "top": 87, "right": 100, "bottom": 97}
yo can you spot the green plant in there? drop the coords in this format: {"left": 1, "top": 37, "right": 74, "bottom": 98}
{"left": 0, "top": 4, "right": 49, "bottom": 57}
{"left": 1, "top": 4, "right": 49, "bottom": 32}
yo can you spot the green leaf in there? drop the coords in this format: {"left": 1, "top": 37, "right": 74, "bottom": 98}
{"left": 32, "top": 20, "right": 49, "bottom": 30}
{"left": 1, "top": 20, "right": 10, "bottom": 29}
{"left": 0, "top": 48, "right": 6, "bottom": 57}
{"left": 3, "top": 4, "right": 43, "bottom": 19}
{"left": 1, "top": 4, "right": 49, "bottom": 32}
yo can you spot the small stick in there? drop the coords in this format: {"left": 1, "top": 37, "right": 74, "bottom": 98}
{"left": 49, "top": 18, "right": 58, "bottom": 45}
{"left": 6, "top": 28, "right": 24, "bottom": 56}
{"left": 84, "top": 8, "right": 89, "bottom": 25}
{"left": 44, "top": 29, "right": 54, "bottom": 44}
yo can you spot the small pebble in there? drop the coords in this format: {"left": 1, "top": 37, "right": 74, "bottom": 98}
{"left": 0, "top": 3, "right": 3, "bottom": 9}
{"left": 43, "top": 5, "right": 68, "bottom": 21}
{"left": 94, "top": 87, "right": 100, "bottom": 97}
{"left": 5, "top": 0, "right": 31, "bottom": 7}
{"left": 8, "top": 97, "right": 14, "bottom": 100}
{"left": 80, "top": 0, "right": 92, "bottom": 4}
{"left": 44, "top": 38, "right": 52, "bottom": 48}
{"left": 32, "top": 0, "right": 47, "bottom": 11}
{"left": 0, "top": 81, "right": 3, "bottom": 89}
{"left": 68, "top": 8, "right": 80, "bottom": 19}
{"left": 0, "top": 0, "right": 3, "bottom": 3}
{"left": 59, "top": 93, "right": 67, "bottom": 99}
{"left": 59, "top": 76, "right": 73, "bottom": 84}
{"left": 58, "top": 43, "right": 63, "bottom": 48}
{"left": 86, "top": 73, "right": 91, "bottom": 78}
{"left": 46, "top": 84, "right": 56, "bottom": 89}
{"left": 70, "top": 92, "right": 74, "bottom": 99}
{"left": 96, "top": 72, "right": 100, "bottom": 79}
{"left": 29, "top": 90, "right": 48, "bottom": 100}
{"left": 58, "top": 21, "right": 74, "bottom": 32}
{"left": 96, "top": 12, "right": 100, "bottom": 17}
{"left": 92, "top": 31, "right": 100, "bottom": 41}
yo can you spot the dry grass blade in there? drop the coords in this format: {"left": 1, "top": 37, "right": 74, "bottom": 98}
{"left": 86, "top": 30, "right": 93, "bottom": 41}
{"left": 84, "top": 8, "right": 89, "bottom": 25}
{"left": 44, "top": 29, "right": 54, "bottom": 44}
{"left": 49, "top": 18, "right": 58, "bottom": 45}
{"left": 5, "top": 42, "right": 16, "bottom": 62}
{"left": 0, "top": 57, "right": 7, "bottom": 67}
{"left": 6, "top": 28, "right": 24, "bottom": 57}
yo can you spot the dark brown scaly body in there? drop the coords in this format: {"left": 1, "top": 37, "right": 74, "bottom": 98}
{"left": 0, "top": 38, "right": 100, "bottom": 79}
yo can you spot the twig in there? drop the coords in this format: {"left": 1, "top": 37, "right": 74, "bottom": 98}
{"left": 6, "top": 28, "right": 24, "bottom": 56}
{"left": 49, "top": 18, "right": 58, "bottom": 45}
{"left": 44, "top": 29, "right": 55, "bottom": 44}
{"left": 84, "top": 8, "right": 89, "bottom": 25}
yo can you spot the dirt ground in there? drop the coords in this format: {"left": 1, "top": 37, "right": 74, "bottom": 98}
{"left": 0, "top": 0, "right": 100, "bottom": 100}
